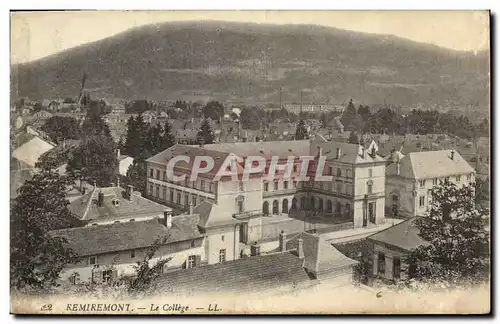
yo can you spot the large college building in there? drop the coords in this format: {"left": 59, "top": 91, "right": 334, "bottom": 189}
{"left": 146, "top": 136, "right": 388, "bottom": 249}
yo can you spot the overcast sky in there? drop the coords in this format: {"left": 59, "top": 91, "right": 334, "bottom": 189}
{"left": 11, "top": 10, "right": 490, "bottom": 64}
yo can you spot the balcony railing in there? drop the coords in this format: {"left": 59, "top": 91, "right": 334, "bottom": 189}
{"left": 262, "top": 188, "right": 298, "bottom": 197}
{"left": 233, "top": 210, "right": 263, "bottom": 220}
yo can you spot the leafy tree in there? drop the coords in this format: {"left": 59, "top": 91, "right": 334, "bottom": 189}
{"left": 63, "top": 98, "right": 75, "bottom": 104}
{"left": 240, "top": 107, "right": 263, "bottom": 130}
{"left": 348, "top": 131, "right": 360, "bottom": 144}
{"left": 405, "top": 182, "right": 490, "bottom": 287}
{"left": 197, "top": 119, "right": 215, "bottom": 145}
{"left": 67, "top": 135, "right": 118, "bottom": 186}
{"left": 33, "top": 102, "right": 43, "bottom": 113}
{"left": 127, "top": 237, "right": 172, "bottom": 295}
{"left": 125, "top": 158, "right": 148, "bottom": 195}
{"left": 144, "top": 123, "right": 164, "bottom": 156}
{"left": 358, "top": 105, "right": 372, "bottom": 122}
{"left": 475, "top": 177, "right": 490, "bottom": 206}
{"left": 81, "top": 112, "right": 111, "bottom": 139}
{"left": 295, "top": 119, "right": 309, "bottom": 140}
{"left": 10, "top": 169, "right": 80, "bottom": 290}
{"left": 203, "top": 100, "right": 225, "bottom": 121}
{"left": 340, "top": 99, "right": 358, "bottom": 131}
{"left": 162, "top": 121, "right": 176, "bottom": 150}
{"left": 41, "top": 116, "right": 81, "bottom": 144}
{"left": 126, "top": 99, "right": 151, "bottom": 114}
{"left": 320, "top": 113, "right": 329, "bottom": 128}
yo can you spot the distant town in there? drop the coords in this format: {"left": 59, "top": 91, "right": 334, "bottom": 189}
{"left": 11, "top": 84, "right": 490, "bottom": 301}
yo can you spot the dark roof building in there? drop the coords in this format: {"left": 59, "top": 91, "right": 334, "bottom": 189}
{"left": 367, "top": 217, "right": 429, "bottom": 252}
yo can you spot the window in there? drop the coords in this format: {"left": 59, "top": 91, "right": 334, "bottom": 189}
{"left": 102, "top": 269, "right": 113, "bottom": 283}
{"left": 177, "top": 192, "right": 181, "bottom": 204}
{"left": 264, "top": 182, "right": 269, "bottom": 192}
{"left": 393, "top": 257, "right": 401, "bottom": 280}
{"left": 419, "top": 196, "right": 425, "bottom": 207}
{"left": 347, "top": 169, "right": 352, "bottom": 178}
{"left": 149, "top": 184, "right": 153, "bottom": 195}
{"left": 163, "top": 187, "right": 167, "bottom": 199}
{"left": 156, "top": 170, "right": 160, "bottom": 180}
{"left": 190, "top": 240, "right": 196, "bottom": 248}
{"left": 284, "top": 181, "right": 288, "bottom": 190}
{"left": 155, "top": 185, "right": 160, "bottom": 197}
{"left": 337, "top": 168, "right": 342, "bottom": 177}
{"left": 378, "top": 252, "right": 385, "bottom": 275}
{"left": 432, "top": 178, "right": 438, "bottom": 186}
{"left": 221, "top": 235, "right": 225, "bottom": 242}
{"left": 274, "top": 181, "right": 279, "bottom": 191}
{"left": 149, "top": 168, "right": 153, "bottom": 177}
{"left": 130, "top": 250, "right": 135, "bottom": 258}
{"left": 187, "top": 255, "right": 196, "bottom": 269}
{"left": 219, "top": 249, "right": 226, "bottom": 263}
{"left": 336, "top": 181, "right": 342, "bottom": 193}
{"left": 367, "top": 182, "right": 372, "bottom": 194}
{"left": 328, "top": 167, "right": 333, "bottom": 175}
{"left": 192, "top": 196, "right": 197, "bottom": 206}
{"left": 185, "top": 194, "right": 189, "bottom": 206}
{"left": 200, "top": 180, "right": 205, "bottom": 192}
{"left": 89, "top": 256, "right": 97, "bottom": 265}
{"left": 163, "top": 171, "right": 166, "bottom": 181}
{"left": 419, "top": 180, "right": 425, "bottom": 188}
{"left": 467, "top": 173, "right": 472, "bottom": 181}
{"left": 185, "top": 177, "right": 189, "bottom": 187}
{"left": 368, "top": 168, "right": 373, "bottom": 178}
{"left": 456, "top": 175, "right": 461, "bottom": 182}
{"left": 169, "top": 191, "right": 174, "bottom": 202}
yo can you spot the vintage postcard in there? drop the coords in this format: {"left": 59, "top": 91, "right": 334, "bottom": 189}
{"left": 9, "top": 10, "right": 490, "bottom": 315}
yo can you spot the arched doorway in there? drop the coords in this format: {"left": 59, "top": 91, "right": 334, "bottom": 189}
{"left": 282, "top": 199, "right": 289, "bottom": 214}
{"left": 318, "top": 198, "right": 324, "bottom": 212}
{"left": 263, "top": 201, "right": 269, "bottom": 216}
{"left": 336, "top": 202, "right": 342, "bottom": 217}
{"left": 326, "top": 200, "right": 333, "bottom": 213}
{"left": 273, "top": 200, "right": 279, "bottom": 215}
{"left": 291, "top": 198, "right": 298, "bottom": 211}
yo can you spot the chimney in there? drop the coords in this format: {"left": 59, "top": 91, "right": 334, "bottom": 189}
{"left": 450, "top": 150, "right": 455, "bottom": 160}
{"left": 189, "top": 202, "right": 194, "bottom": 215}
{"left": 116, "top": 148, "right": 120, "bottom": 159}
{"left": 164, "top": 210, "right": 172, "bottom": 228}
{"left": 97, "top": 191, "right": 104, "bottom": 207}
{"left": 297, "top": 238, "right": 304, "bottom": 259}
{"left": 279, "top": 230, "right": 286, "bottom": 252}
{"left": 336, "top": 147, "right": 341, "bottom": 159}
{"left": 126, "top": 185, "right": 133, "bottom": 200}
{"left": 371, "top": 146, "right": 376, "bottom": 158}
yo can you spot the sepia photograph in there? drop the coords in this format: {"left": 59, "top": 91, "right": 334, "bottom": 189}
{"left": 9, "top": 10, "right": 491, "bottom": 315}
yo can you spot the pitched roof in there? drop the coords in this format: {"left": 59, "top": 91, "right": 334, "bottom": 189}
{"left": 50, "top": 216, "right": 202, "bottom": 257}
{"left": 155, "top": 251, "right": 311, "bottom": 295}
{"left": 194, "top": 201, "right": 240, "bottom": 228}
{"left": 69, "top": 187, "right": 168, "bottom": 221}
{"left": 286, "top": 232, "right": 357, "bottom": 274}
{"left": 202, "top": 140, "right": 311, "bottom": 159}
{"left": 388, "top": 150, "right": 475, "bottom": 180}
{"left": 367, "top": 218, "right": 429, "bottom": 252}
{"left": 12, "top": 136, "right": 55, "bottom": 168}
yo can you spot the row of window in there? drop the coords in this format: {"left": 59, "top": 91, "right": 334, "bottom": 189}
{"left": 263, "top": 180, "right": 297, "bottom": 192}
{"left": 149, "top": 183, "right": 211, "bottom": 207}
{"left": 149, "top": 168, "right": 216, "bottom": 193}
{"left": 418, "top": 173, "right": 474, "bottom": 188}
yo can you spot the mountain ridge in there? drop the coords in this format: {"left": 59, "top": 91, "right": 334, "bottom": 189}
{"left": 11, "top": 20, "right": 489, "bottom": 114}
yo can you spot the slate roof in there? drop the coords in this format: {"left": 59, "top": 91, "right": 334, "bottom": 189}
{"left": 155, "top": 251, "right": 311, "bottom": 295}
{"left": 194, "top": 200, "right": 241, "bottom": 229}
{"left": 286, "top": 232, "right": 357, "bottom": 274}
{"left": 69, "top": 186, "right": 168, "bottom": 221}
{"left": 50, "top": 216, "right": 203, "bottom": 257}
{"left": 202, "top": 140, "right": 311, "bottom": 159}
{"left": 387, "top": 150, "right": 474, "bottom": 180}
{"left": 12, "top": 135, "right": 55, "bottom": 168}
{"left": 367, "top": 218, "right": 429, "bottom": 252}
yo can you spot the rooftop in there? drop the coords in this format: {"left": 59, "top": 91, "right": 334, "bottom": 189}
{"left": 50, "top": 216, "right": 202, "bottom": 257}
{"left": 367, "top": 218, "right": 429, "bottom": 252}
{"left": 69, "top": 186, "right": 169, "bottom": 221}
{"left": 387, "top": 150, "right": 475, "bottom": 180}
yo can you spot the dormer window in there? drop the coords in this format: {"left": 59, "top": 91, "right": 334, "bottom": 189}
{"left": 112, "top": 198, "right": 120, "bottom": 207}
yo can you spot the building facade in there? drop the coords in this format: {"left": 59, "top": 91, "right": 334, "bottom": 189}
{"left": 385, "top": 150, "right": 475, "bottom": 218}
{"left": 145, "top": 136, "right": 387, "bottom": 257}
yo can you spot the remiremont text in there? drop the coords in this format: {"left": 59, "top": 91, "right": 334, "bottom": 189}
{"left": 166, "top": 154, "right": 333, "bottom": 182}
{"left": 66, "top": 303, "right": 133, "bottom": 312}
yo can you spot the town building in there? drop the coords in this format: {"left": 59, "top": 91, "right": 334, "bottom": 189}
{"left": 155, "top": 231, "right": 358, "bottom": 295}
{"left": 51, "top": 212, "right": 204, "bottom": 283}
{"left": 145, "top": 136, "right": 387, "bottom": 259}
{"left": 365, "top": 217, "right": 428, "bottom": 283}
{"left": 68, "top": 184, "right": 171, "bottom": 226}
{"left": 12, "top": 133, "right": 56, "bottom": 168}
{"left": 282, "top": 103, "right": 345, "bottom": 115}
{"left": 385, "top": 150, "right": 475, "bottom": 218}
